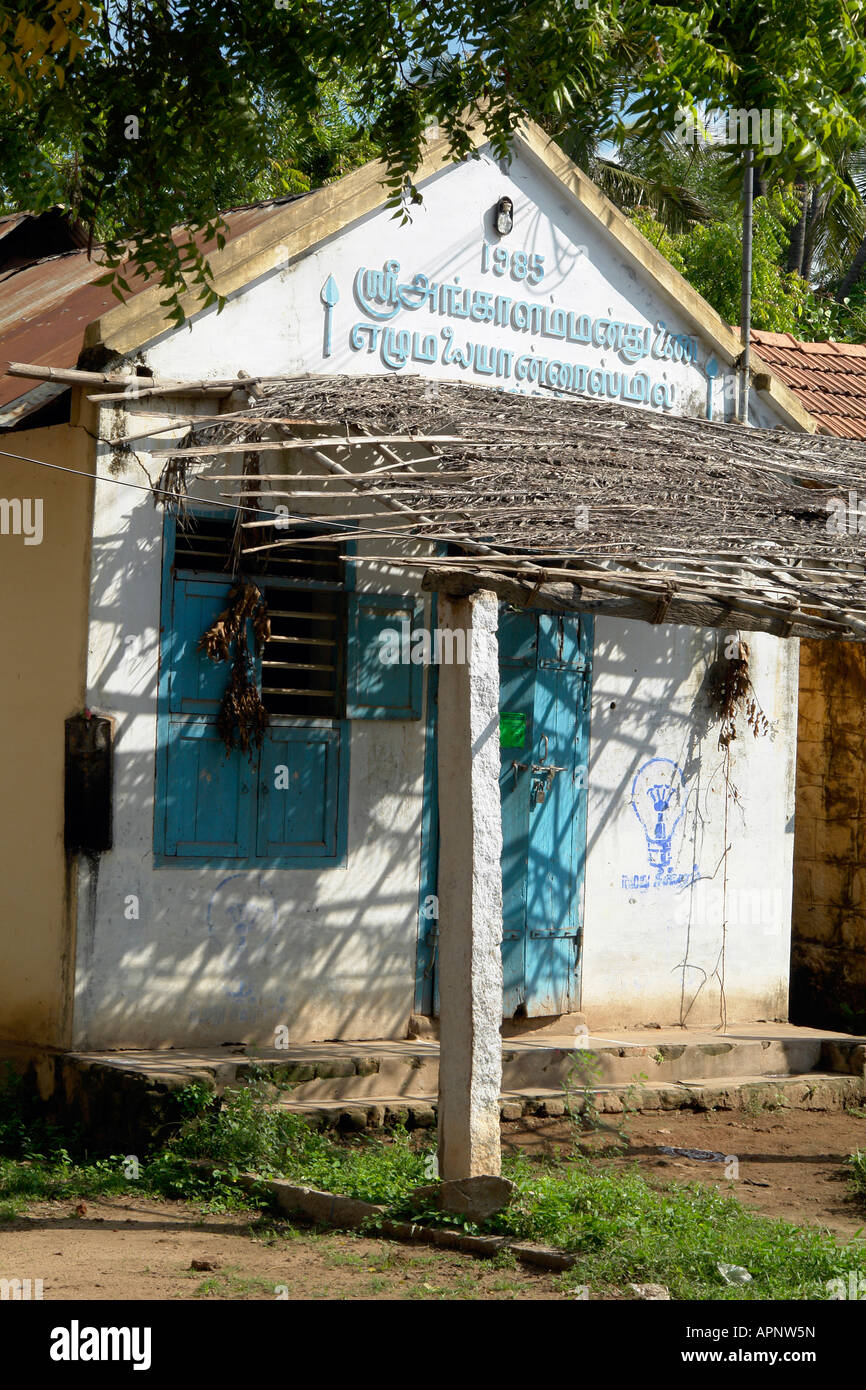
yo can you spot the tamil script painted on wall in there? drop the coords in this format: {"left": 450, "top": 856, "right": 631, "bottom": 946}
{"left": 333, "top": 247, "right": 705, "bottom": 410}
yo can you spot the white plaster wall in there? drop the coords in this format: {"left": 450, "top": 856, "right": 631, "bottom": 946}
{"left": 137, "top": 145, "right": 789, "bottom": 425}
{"left": 582, "top": 622, "right": 799, "bottom": 1026}
{"left": 74, "top": 441, "right": 436, "bottom": 1045}
{"left": 73, "top": 141, "right": 803, "bottom": 1045}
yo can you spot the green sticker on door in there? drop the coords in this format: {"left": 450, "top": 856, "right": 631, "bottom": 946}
{"left": 500, "top": 712, "right": 527, "bottom": 747}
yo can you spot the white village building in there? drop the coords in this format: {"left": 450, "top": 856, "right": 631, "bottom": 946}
{"left": 0, "top": 118, "right": 835, "bottom": 1068}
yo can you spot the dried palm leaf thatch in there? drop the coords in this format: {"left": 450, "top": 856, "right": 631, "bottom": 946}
{"left": 198, "top": 583, "right": 271, "bottom": 755}
{"left": 153, "top": 373, "right": 866, "bottom": 641}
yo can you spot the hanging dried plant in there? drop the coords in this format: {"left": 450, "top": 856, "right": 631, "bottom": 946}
{"left": 217, "top": 647, "right": 270, "bottom": 757}
{"left": 198, "top": 583, "right": 271, "bottom": 756}
{"left": 707, "top": 639, "right": 771, "bottom": 749}
{"left": 199, "top": 582, "right": 270, "bottom": 661}
{"left": 153, "top": 448, "right": 193, "bottom": 513}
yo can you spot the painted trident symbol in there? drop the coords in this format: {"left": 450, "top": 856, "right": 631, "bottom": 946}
{"left": 321, "top": 275, "right": 339, "bottom": 357}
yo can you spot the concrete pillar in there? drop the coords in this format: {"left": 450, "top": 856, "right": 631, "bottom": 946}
{"left": 436, "top": 588, "right": 503, "bottom": 1179}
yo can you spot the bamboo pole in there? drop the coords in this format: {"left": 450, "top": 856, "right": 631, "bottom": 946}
{"left": 89, "top": 384, "right": 236, "bottom": 403}
{"left": 209, "top": 471, "right": 470, "bottom": 482}
{"left": 150, "top": 435, "right": 474, "bottom": 457}
{"left": 8, "top": 361, "right": 151, "bottom": 387}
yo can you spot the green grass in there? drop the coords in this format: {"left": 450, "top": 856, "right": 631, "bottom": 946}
{"left": 3, "top": 1067, "right": 866, "bottom": 1299}
{"left": 0, "top": 1153, "right": 135, "bottom": 1215}
{"left": 0, "top": 1065, "right": 139, "bottom": 1216}
{"left": 847, "top": 1148, "right": 866, "bottom": 1199}
{"left": 152, "top": 1076, "right": 432, "bottom": 1206}
{"left": 489, "top": 1154, "right": 866, "bottom": 1300}
{"left": 185, "top": 1267, "right": 279, "bottom": 1299}
{"left": 146, "top": 1079, "right": 866, "bottom": 1299}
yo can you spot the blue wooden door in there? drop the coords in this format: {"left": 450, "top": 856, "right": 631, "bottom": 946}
{"left": 498, "top": 609, "right": 592, "bottom": 1017}
{"left": 498, "top": 611, "right": 538, "bottom": 1012}
{"left": 422, "top": 607, "right": 592, "bottom": 1018}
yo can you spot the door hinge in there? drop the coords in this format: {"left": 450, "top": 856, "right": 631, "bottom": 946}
{"left": 530, "top": 927, "right": 582, "bottom": 939}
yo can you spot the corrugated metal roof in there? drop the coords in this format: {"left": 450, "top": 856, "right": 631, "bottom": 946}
{"left": 0, "top": 198, "right": 303, "bottom": 421}
{"left": 0, "top": 213, "right": 30, "bottom": 242}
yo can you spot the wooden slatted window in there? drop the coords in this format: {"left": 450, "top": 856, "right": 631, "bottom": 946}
{"left": 261, "top": 585, "right": 344, "bottom": 718}
{"left": 157, "top": 512, "right": 350, "bottom": 867}
{"left": 172, "top": 517, "right": 346, "bottom": 717}
{"left": 156, "top": 509, "right": 421, "bottom": 869}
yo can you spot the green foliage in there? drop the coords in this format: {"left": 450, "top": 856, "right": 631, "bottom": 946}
{"left": 3, "top": 2, "right": 866, "bottom": 322}
{"left": 627, "top": 209, "right": 688, "bottom": 274}
{"left": 846, "top": 1147, "right": 866, "bottom": 1198}
{"left": 0, "top": 1063, "right": 76, "bottom": 1160}
{"left": 4, "top": 1065, "right": 866, "bottom": 1299}
{"left": 626, "top": 0, "right": 866, "bottom": 192}
{"left": 159, "top": 1074, "right": 431, "bottom": 1207}
{"left": 140, "top": 1076, "right": 866, "bottom": 1299}
{"left": 629, "top": 191, "right": 866, "bottom": 339}
{"left": 503, "top": 1156, "right": 866, "bottom": 1300}
{"left": 147, "top": 1085, "right": 866, "bottom": 1298}
{"left": 680, "top": 189, "right": 815, "bottom": 332}
{"left": 0, "top": 0, "right": 96, "bottom": 104}
{"left": 0, "top": 1152, "right": 134, "bottom": 1214}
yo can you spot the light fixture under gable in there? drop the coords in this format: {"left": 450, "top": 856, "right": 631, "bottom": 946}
{"left": 494, "top": 196, "right": 514, "bottom": 236}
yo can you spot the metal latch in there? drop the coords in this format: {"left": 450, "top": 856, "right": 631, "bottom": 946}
{"left": 510, "top": 760, "right": 528, "bottom": 788}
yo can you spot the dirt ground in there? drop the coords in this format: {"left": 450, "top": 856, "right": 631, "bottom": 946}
{"left": 504, "top": 1105, "right": 866, "bottom": 1241}
{"left": 0, "top": 1194, "right": 567, "bottom": 1300}
{"left": 3, "top": 1107, "right": 865, "bottom": 1299}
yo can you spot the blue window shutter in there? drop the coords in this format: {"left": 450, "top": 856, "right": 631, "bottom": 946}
{"left": 160, "top": 573, "right": 258, "bottom": 860}
{"left": 169, "top": 580, "right": 238, "bottom": 715}
{"left": 156, "top": 513, "right": 351, "bottom": 867}
{"left": 346, "top": 592, "right": 424, "bottom": 719}
{"left": 163, "top": 721, "right": 255, "bottom": 858}
{"left": 257, "top": 725, "right": 348, "bottom": 863}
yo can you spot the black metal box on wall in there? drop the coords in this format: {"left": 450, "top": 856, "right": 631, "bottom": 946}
{"left": 65, "top": 712, "right": 113, "bottom": 853}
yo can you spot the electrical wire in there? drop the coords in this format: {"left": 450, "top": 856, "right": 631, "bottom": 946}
{"left": 0, "top": 445, "right": 373, "bottom": 541}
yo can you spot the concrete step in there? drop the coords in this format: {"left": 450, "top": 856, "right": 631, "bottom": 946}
{"left": 6, "top": 1027, "right": 865, "bottom": 1151}
{"left": 205, "top": 1028, "right": 866, "bottom": 1104}
{"left": 268, "top": 1071, "right": 866, "bottom": 1132}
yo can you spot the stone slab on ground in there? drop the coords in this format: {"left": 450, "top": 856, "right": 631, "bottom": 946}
{"left": 410, "top": 1175, "right": 516, "bottom": 1220}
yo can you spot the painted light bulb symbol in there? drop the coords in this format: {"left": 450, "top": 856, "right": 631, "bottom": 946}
{"left": 648, "top": 783, "right": 674, "bottom": 845}
{"left": 630, "top": 758, "right": 688, "bottom": 872}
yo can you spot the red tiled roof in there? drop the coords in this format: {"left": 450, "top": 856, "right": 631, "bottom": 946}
{"left": 750, "top": 330, "right": 866, "bottom": 438}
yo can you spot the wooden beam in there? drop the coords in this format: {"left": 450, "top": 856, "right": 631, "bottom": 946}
{"left": 7, "top": 361, "right": 152, "bottom": 388}
{"left": 419, "top": 566, "right": 855, "bottom": 640}
{"left": 88, "top": 384, "right": 236, "bottom": 403}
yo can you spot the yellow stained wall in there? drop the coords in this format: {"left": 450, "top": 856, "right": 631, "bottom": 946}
{"left": 0, "top": 399, "right": 94, "bottom": 1046}
{"left": 792, "top": 638, "right": 866, "bottom": 1031}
